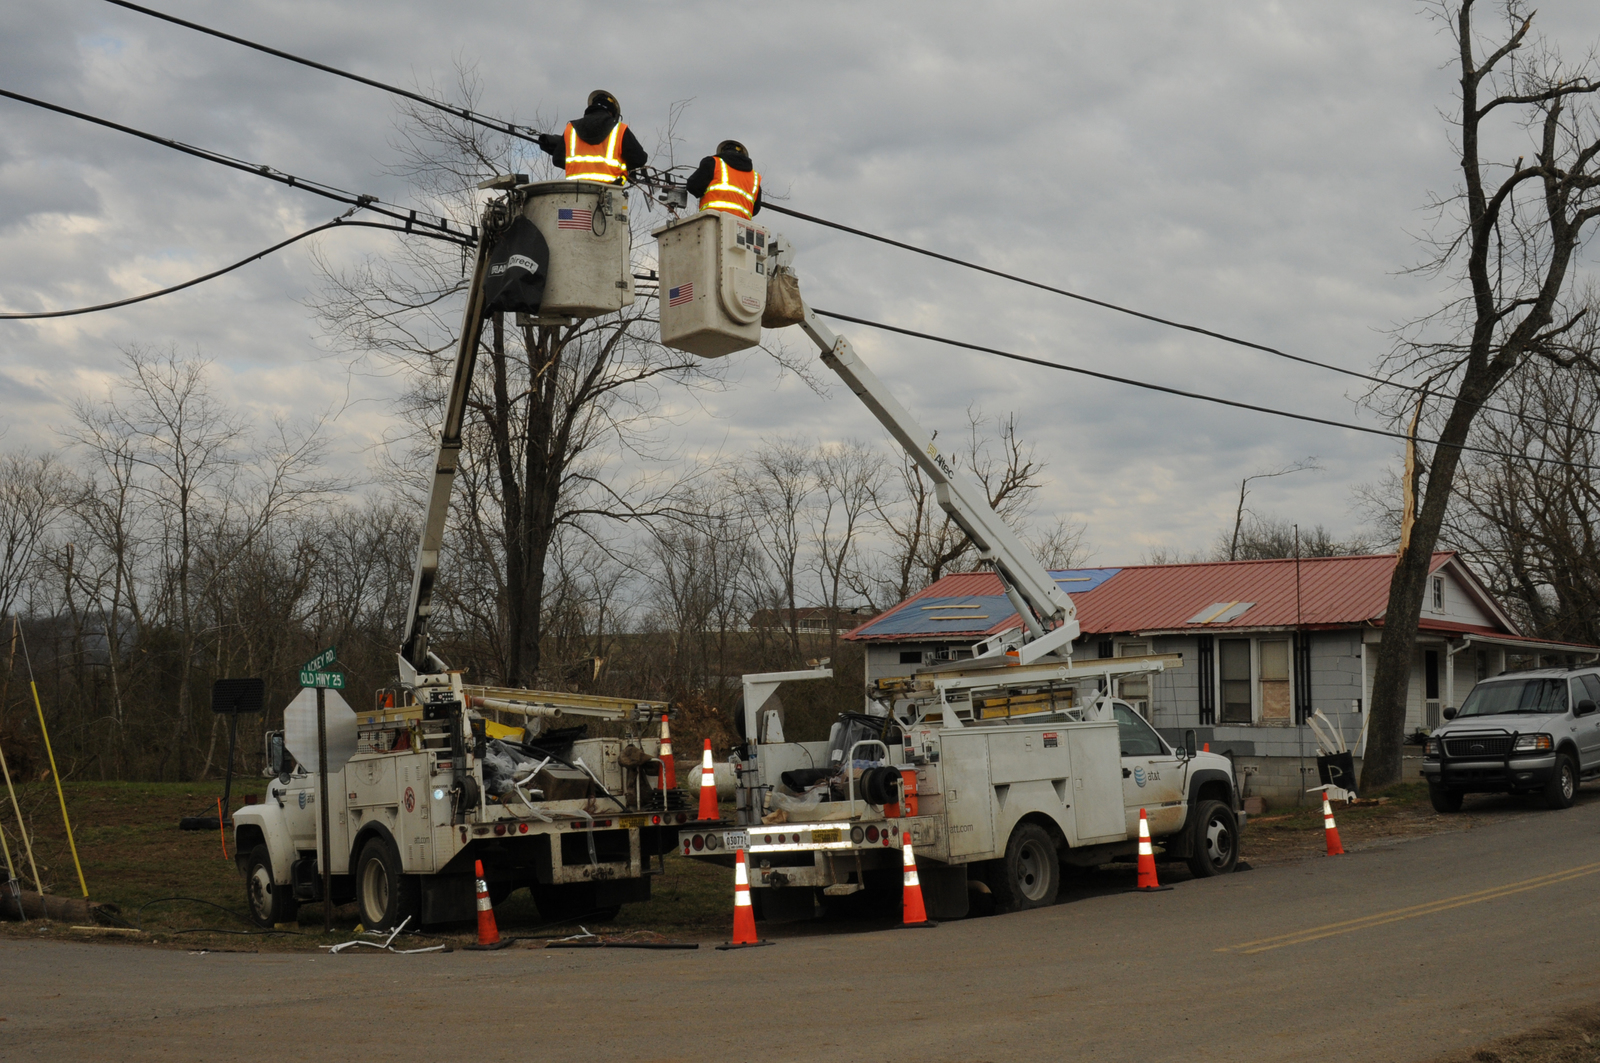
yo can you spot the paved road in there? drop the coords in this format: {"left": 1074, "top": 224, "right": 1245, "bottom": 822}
{"left": 6, "top": 792, "right": 1600, "bottom": 1063}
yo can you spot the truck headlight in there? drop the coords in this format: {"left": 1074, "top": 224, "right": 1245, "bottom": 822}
{"left": 1513, "top": 734, "right": 1554, "bottom": 753}
{"left": 1425, "top": 737, "right": 1441, "bottom": 757}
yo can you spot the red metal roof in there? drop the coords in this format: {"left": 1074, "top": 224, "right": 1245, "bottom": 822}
{"left": 847, "top": 553, "right": 1467, "bottom": 641}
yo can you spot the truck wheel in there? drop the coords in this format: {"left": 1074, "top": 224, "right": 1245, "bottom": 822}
{"left": 1185, "top": 800, "right": 1239, "bottom": 877}
{"left": 1427, "top": 782, "right": 1464, "bottom": 813}
{"left": 989, "top": 823, "right": 1058, "bottom": 913}
{"left": 1544, "top": 753, "right": 1578, "bottom": 810}
{"left": 355, "top": 837, "right": 419, "bottom": 930}
{"left": 244, "top": 844, "right": 296, "bottom": 928}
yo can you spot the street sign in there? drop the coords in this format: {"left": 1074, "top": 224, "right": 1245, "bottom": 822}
{"left": 300, "top": 646, "right": 337, "bottom": 673}
{"left": 299, "top": 670, "right": 345, "bottom": 689}
{"left": 210, "top": 677, "right": 264, "bottom": 715}
{"left": 283, "top": 687, "right": 358, "bottom": 773}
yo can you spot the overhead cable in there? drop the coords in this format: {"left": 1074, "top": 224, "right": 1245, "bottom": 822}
{"left": 0, "top": 88, "right": 475, "bottom": 246}
{"left": 815, "top": 309, "right": 1600, "bottom": 473}
{"left": 101, "top": 0, "right": 547, "bottom": 145}
{"left": 0, "top": 218, "right": 444, "bottom": 319}
{"left": 771, "top": 204, "right": 1598, "bottom": 439}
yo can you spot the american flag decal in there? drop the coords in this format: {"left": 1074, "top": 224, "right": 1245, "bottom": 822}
{"left": 668, "top": 282, "right": 694, "bottom": 307}
{"left": 557, "top": 207, "right": 594, "bottom": 230}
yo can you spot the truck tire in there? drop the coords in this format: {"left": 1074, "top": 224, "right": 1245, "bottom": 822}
{"left": 989, "top": 823, "right": 1058, "bottom": 913}
{"left": 1428, "top": 782, "right": 1464, "bottom": 813}
{"left": 244, "top": 844, "right": 296, "bottom": 928}
{"left": 1544, "top": 753, "right": 1578, "bottom": 810}
{"left": 1184, "top": 800, "right": 1239, "bottom": 877}
{"left": 355, "top": 836, "right": 419, "bottom": 930}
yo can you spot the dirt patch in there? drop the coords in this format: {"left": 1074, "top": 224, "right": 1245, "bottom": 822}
{"left": 1425, "top": 1003, "right": 1600, "bottom": 1063}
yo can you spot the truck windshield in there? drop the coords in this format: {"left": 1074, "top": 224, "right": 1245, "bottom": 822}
{"left": 1456, "top": 678, "right": 1568, "bottom": 718}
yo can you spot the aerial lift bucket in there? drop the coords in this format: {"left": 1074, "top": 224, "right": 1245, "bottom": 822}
{"left": 517, "top": 179, "right": 634, "bottom": 321}
{"left": 653, "top": 210, "right": 769, "bottom": 357}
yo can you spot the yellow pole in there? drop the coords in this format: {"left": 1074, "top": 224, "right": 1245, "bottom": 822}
{"left": 0, "top": 618, "right": 40, "bottom": 890}
{"left": 18, "top": 624, "right": 87, "bottom": 897}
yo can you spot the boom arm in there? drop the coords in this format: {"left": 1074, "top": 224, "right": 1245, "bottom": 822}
{"left": 399, "top": 225, "right": 495, "bottom": 681}
{"left": 793, "top": 298, "right": 1079, "bottom": 665}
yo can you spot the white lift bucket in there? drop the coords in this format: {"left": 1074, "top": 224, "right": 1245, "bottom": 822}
{"left": 652, "top": 211, "right": 768, "bottom": 357}
{"left": 520, "top": 180, "right": 634, "bottom": 320}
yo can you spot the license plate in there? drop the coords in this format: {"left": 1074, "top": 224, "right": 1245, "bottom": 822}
{"left": 618, "top": 815, "right": 647, "bottom": 829}
{"left": 812, "top": 828, "right": 842, "bottom": 844}
{"left": 724, "top": 831, "right": 749, "bottom": 850}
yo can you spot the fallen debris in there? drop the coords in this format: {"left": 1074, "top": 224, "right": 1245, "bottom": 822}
{"left": 320, "top": 917, "right": 450, "bottom": 955}
{"left": 0, "top": 889, "right": 119, "bottom": 924}
{"left": 536, "top": 928, "right": 699, "bottom": 950}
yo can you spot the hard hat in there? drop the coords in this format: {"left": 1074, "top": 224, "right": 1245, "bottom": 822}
{"left": 717, "top": 140, "right": 749, "bottom": 158}
{"left": 587, "top": 89, "right": 621, "bottom": 115}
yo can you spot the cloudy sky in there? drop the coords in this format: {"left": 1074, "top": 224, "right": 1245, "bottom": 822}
{"left": 4, "top": 0, "right": 1599, "bottom": 565}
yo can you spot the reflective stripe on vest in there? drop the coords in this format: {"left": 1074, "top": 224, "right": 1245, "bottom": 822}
{"left": 564, "top": 121, "right": 627, "bottom": 183}
{"left": 699, "top": 157, "right": 759, "bottom": 218}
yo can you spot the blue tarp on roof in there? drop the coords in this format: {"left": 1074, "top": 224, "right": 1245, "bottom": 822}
{"left": 852, "top": 568, "right": 1123, "bottom": 639}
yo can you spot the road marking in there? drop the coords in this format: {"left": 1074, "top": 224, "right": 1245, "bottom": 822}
{"left": 1215, "top": 861, "right": 1600, "bottom": 955}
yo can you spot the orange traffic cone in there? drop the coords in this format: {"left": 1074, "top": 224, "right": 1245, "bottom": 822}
{"left": 470, "top": 859, "right": 505, "bottom": 948}
{"left": 1203, "top": 742, "right": 1210, "bottom": 752}
{"left": 1134, "top": 808, "right": 1172, "bottom": 892}
{"left": 695, "top": 739, "right": 720, "bottom": 822}
{"left": 897, "top": 831, "right": 937, "bottom": 928}
{"left": 658, "top": 712, "right": 677, "bottom": 790}
{"left": 714, "top": 848, "right": 771, "bottom": 950}
{"left": 1321, "top": 791, "right": 1346, "bottom": 856}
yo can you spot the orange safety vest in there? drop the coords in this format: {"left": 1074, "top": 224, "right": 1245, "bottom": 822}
{"left": 699, "top": 158, "right": 760, "bottom": 218}
{"left": 563, "top": 120, "right": 628, "bottom": 184}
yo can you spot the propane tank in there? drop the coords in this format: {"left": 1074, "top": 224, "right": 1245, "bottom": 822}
{"left": 652, "top": 210, "right": 768, "bottom": 357}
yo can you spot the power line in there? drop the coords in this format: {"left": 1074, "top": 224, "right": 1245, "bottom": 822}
{"left": 0, "top": 88, "right": 475, "bottom": 246}
{"left": 101, "top": 0, "right": 547, "bottom": 145}
{"left": 815, "top": 309, "right": 1600, "bottom": 473}
{"left": 767, "top": 204, "right": 1600, "bottom": 440}
{"left": 0, "top": 218, "right": 441, "bottom": 319}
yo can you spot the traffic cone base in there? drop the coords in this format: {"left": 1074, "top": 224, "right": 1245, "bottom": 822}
{"left": 1133, "top": 808, "right": 1174, "bottom": 893}
{"left": 896, "top": 833, "right": 938, "bottom": 928}
{"left": 695, "top": 739, "right": 721, "bottom": 822}
{"left": 716, "top": 849, "right": 774, "bottom": 950}
{"left": 1321, "top": 791, "right": 1346, "bottom": 856}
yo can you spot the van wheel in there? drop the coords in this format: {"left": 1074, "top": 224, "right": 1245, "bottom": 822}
{"left": 355, "top": 837, "right": 419, "bottom": 930}
{"left": 1185, "top": 800, "right": 1239, "bottom": 877}
{"left": 1544, "top": 754, "right": 1578, "bottom": 810}
{"left": 244, "top": 844, "right": 296, "bottom": 928}
{"left": 989, "top": 823, "right": 1059, "bottom": 913}
{"left": 1428, "top": 782, "right": 1464, "bottom": 813}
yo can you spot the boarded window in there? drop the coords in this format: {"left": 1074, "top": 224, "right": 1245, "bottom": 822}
{"left": 1260, "top": 639, "right": 1291, "bottom": 721}
{"left": 1117, "top": 641, "right": 1152, "bottom": 717}
{"left": 1220, "top": 639, "right": 1252, "bottom": 723}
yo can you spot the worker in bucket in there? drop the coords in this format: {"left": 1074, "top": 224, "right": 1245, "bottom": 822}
{"left": 686, "top": 140, "right": 762, "bottom": 218}
{"left": 538, "top": 89, "right": 648, "bottom": 185}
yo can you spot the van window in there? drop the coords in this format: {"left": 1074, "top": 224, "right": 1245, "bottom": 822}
{"left": 1112, "top": 703, "right": 1167, "bottom": 757}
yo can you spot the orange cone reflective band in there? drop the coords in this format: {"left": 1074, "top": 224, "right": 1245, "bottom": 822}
{"left": 1134, "top": 808, "right": 1169, "bottom": 892}
{"left": 898, "top": 831, "right": 936, "bottom": 928}
{"left": 1322, "top": 792, "right": 1346, "bottom": 856}
{"left": 713, "top": 848, "right": 772, "bottom": 949}
{"left": 474, "top": 858, "right": 501, "bottom": 945}
{"left": 696, "top": 739, "right": 720, "bottom": 821}
{"left": 659, "top": 713, "right": 677, "bottom": 790}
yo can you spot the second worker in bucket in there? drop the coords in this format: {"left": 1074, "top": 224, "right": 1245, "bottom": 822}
{"left": 686, "top": 140, "right": 762, "bottom": 218}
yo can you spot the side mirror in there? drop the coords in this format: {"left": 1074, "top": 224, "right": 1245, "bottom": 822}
{"left": 1579, "top": 699, "right": 1597, "bottom": 717}
{"left": 268, "top": 733, "right": 290, "bottom": 783}
{"left": 1442, "top": 707, "right": 1457, "bottom": 721}
{"left": 1183, "top": 729, "right": 1198, "bottom": 758}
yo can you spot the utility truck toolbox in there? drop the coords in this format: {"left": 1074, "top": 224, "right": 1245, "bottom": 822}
{"left": 653, "top": 211, "right": 769, "bottom": 356}
{"left": 519, "top": 179, "right": 634, "bottom": 320}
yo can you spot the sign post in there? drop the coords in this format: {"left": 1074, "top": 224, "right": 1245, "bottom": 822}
{"left": 290, "top": 647, "right": 346, "bottom": 934}
{"left": 209, "top": 678, "right": 264, "bottom": 827}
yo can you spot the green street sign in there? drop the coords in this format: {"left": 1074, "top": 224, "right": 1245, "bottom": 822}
{"left": 299, "top": 670, "right": 345, "bottom": 690}
{"left": 301, "top": 646, "right": 337, "bottom": 673}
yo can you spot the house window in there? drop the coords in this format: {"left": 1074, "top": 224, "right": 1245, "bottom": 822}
{"left": 1259, "top": 639, "right": 1291, "bottom": 721}
{"left": 1219, "top": 638, "right": 1252, "bottom": 723}
{"left": 1117, "top": 640, "right": 1152, "bottom": 720}
{"left": 1431, "top": 576, "right": 1444, "bottom": 612}
{"left": 899, "top": 650, "right": 923, "bottom": 665}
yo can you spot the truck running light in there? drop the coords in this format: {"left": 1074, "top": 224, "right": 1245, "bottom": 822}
{"left": 519, "top": 823, "right": 528, "bottom": 834}
{"left": 494, "top": 823, "right": 506, "bottom": 836}
{"left": 704, "top": 834, "right": 720, "bottom": 851}
{"left": 652, "top": 815, "right": 662, "bottom": 825}
{"left": 692, "top": 834, "right": 705, "bottom": 851}
{"left": 1513, "top": 734, "right": 1554, "bottom": 752}
{"left": 851, "top": 826, "right": 865, "bottom": 844}
{"left": 866, "top": 826, "right": 879, "bottom": 843}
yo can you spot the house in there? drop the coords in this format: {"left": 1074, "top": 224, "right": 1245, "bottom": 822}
{"left": 844, "top": 552, "right": 1599, "bottom": 801}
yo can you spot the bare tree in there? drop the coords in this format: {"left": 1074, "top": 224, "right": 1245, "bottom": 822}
{"left": 0, "top": 451, "right": 66, "bottom": 624}
{"left": 740, "top": 439, "right": 813, "bottom": 659}
{"left": 809, "top": 439, "right": 885, "bottom": 648}
{"left": 1363, "top": 2, "right": 1600, "bottom": 791}
{"left": 1227, "top": 458, "right": 1322, "bottom": 561}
